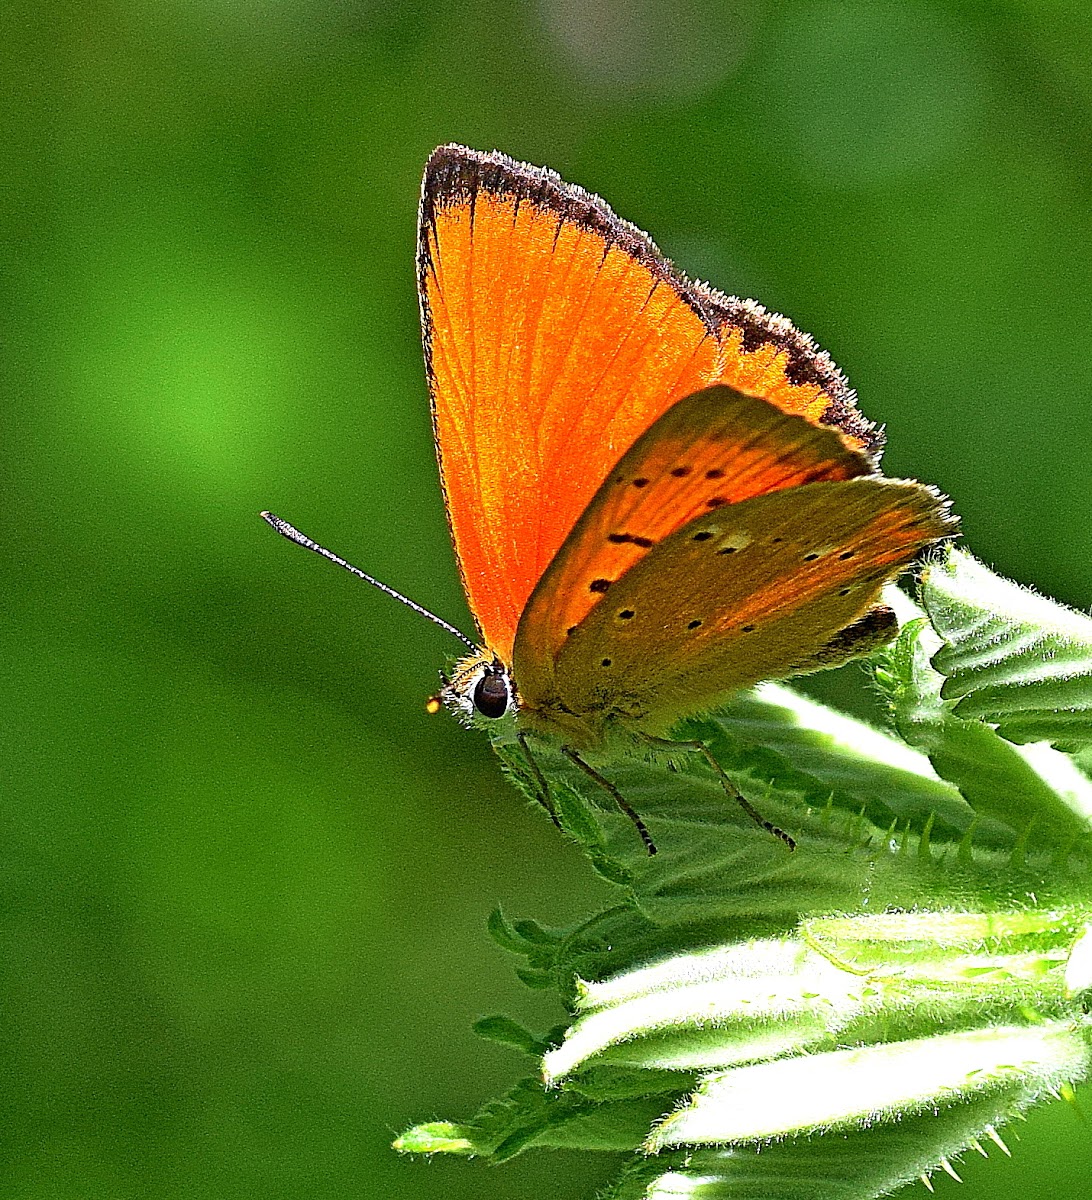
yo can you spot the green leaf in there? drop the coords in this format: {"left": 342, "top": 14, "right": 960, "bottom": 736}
{"left": 703, "top": 680, "right": 975, "bottom": 840}
{"left": 876, "top": 585, "right": 1092, "bottom": 850}
{"left": 404, "top": 902, "right": 1092, "bottom": 1181}
{"left": 630, "top": 1096, "right": 1019, "bottom": 1199}
{"left": 486, "top": 905, "right": 536, "bottom": 955}
{"left": 393, "top": 1074, "right": 683, "bottom": 1160}
{"left": 503, "top": 730, "right": 1028, "bottom": 931}
{"left": 527, "top": 1095, "right": 677, "bottom": 1152}
{"left": 544, "top": 938, "right": 861, "bottom": 1083}
{"left": 924, "top": 547, "right": 1092, "bottom": 751}
{"left": 563, "top": 1064, "right": 696, "bottom": 1101}
{"left": 647, "top": 1022, "right": 1089, "bottom": 1148}
{"left": 472, "top": 1015, "right": 553, "bottom": 1057}
{"left": 392, "top": 1122, "right": 478, "bottom": 1156}
{"left": 547, "top": 911, "right": 1086, "bottom": 1096}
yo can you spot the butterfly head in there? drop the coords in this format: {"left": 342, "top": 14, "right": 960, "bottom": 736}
{"left": 440, "top": 648, "right": 519, "bottom": 729}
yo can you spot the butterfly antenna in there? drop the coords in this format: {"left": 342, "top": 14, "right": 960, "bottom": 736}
{"left": 260, "top": 512, "right": 479, "bottom": 651}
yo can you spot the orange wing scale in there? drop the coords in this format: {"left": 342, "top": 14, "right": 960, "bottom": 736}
{"left": 419, "top": 145, "right": 878, "bottom": 661}
{"left": 717, "top": 503, "right": 939, "bottom": 633}
{"left": 713, "top": 323, "right": 828, "bottom": 424}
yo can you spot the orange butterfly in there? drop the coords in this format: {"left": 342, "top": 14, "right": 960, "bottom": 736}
{"left": 264, "top": 145, "right": 956, "bottom": 854}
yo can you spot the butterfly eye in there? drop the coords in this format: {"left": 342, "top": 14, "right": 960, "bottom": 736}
{"left": 472, "top": 668, "right": 512, "bottom": 719}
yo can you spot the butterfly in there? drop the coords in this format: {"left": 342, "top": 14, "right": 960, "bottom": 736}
{"left": 264, "top": 145, "right": 956, "bottom": 854}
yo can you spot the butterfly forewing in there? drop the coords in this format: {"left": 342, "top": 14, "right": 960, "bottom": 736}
{"left": 539, "top": 477, "right": 955, "bottom": 737}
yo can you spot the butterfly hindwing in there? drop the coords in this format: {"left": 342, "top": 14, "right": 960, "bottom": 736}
{"left": 533, "top": 476, "right": 955, "bottom": 737}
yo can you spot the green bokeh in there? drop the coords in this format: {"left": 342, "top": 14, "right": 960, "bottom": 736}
{"left": 5, "top": 1, "right": 1091, "bottom": 1196}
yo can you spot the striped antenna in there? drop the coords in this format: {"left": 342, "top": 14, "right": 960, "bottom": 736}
{"left": 260, "top": 512, "right": 478, "bottom": 651}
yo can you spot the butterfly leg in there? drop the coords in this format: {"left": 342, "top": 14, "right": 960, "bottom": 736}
{"left": 515, "top": 730, "right": 564, "bottom": 832}
{"left": 561, "top": 747, "right": 658, "bottom": 856}
{"left": 639, "top": 733, "right": 795, "bottom": 851}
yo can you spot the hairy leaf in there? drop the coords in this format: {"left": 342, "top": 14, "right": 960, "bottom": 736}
{"left": 924, "top": 548, "right": 1092, "bottom": 751}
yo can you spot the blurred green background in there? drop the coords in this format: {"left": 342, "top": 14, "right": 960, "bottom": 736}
{"left": 5, "top": 1, "right": 1092, "bottom": 1196}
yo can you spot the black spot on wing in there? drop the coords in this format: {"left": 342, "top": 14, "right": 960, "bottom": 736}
{"left": 607, "top": 532, "right": 656, "bottom": 548}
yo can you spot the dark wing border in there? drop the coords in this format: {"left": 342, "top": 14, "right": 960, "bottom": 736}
{"left": 417, "top": 144, "right": 879, "bottom": 456}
